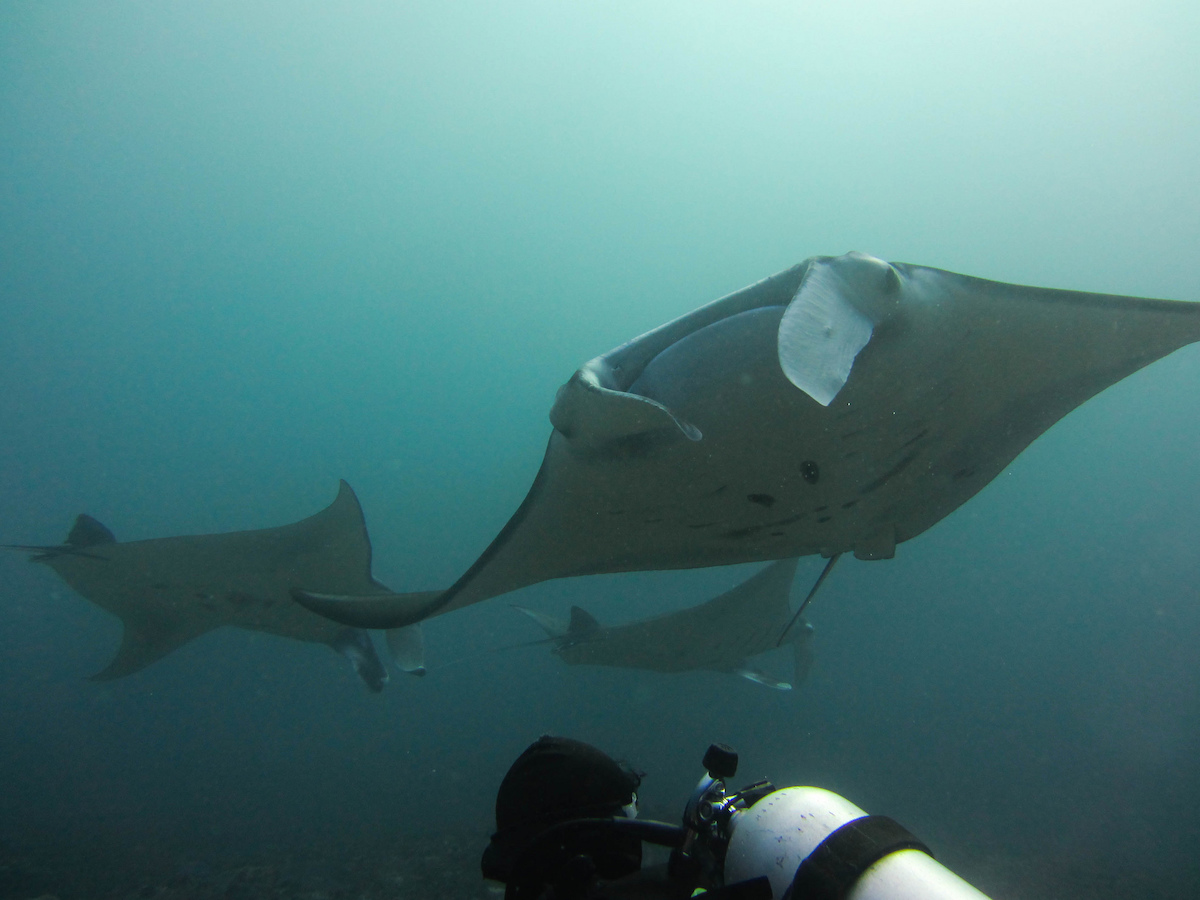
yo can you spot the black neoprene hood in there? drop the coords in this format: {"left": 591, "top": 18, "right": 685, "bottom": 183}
{"left": 482, "top": 735, "right": 642, "bottom": 884}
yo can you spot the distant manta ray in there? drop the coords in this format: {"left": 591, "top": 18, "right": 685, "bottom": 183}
{"left": 295, "top": 252, "right": 1200, "bottom": 630}
{"left": 514, "top": 558, "right": 814, "bottom": 691}
{"left": 5, "top": 481, "right": 434, "bottom": 690}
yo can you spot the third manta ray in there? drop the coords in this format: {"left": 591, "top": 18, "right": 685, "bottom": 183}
{"left": 514, "top": 559, "right": 814, "bottom": 691}
{"left": 296, "top": 252, "right": 1200, "bottom": 629}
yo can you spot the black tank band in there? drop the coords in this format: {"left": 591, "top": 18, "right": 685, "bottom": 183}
{"left": 784, "top": 814, "right": 932, "bottom": 900}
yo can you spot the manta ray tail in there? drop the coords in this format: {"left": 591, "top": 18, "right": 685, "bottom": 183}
{"left": 777, "top": 553, "right": 840, "bottom": 646}
{"left": 292, "top": 588, "right": 443, "bottom": 630}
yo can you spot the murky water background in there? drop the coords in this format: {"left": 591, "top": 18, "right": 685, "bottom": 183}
{"left": 2, "top": 3, "right": 1198, "bottom": 897}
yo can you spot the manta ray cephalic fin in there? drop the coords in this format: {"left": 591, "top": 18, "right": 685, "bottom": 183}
{"left": 734, "top": 667, "right": 792, "bottom": 691}
{"left": 385, "top": 623, "right": 427, "bottom": 676}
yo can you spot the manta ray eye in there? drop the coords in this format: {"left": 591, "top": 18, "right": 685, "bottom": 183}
{"left": 800, "top": 460, "right": 819, "bottom": 485}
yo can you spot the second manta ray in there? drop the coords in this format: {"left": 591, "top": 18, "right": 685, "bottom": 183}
{"left": 6, "top": 482, "right": 432, "bottom": 690}
{"left": 514, "top": 558, "right": 814, "bottom": 691}
{"left": 296, "top": 252, "right": 1200, "bottom": 629}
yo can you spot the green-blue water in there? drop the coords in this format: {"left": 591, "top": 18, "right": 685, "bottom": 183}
{"left": 2, "top": 3, "right": 1198, "bottom": 897}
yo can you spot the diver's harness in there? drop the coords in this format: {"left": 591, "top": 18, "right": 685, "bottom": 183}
{"left": 501, "top": 742, "right": 975, "bottom": 900}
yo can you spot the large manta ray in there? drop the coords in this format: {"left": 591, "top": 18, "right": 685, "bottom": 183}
{"left": 514, "top": 558, "right": 814, "bottom": 691}
{"left": 6, "top": 481, "right": 433, "bottom": 690}
{"left": 296, "top": 252, "right": 1200, "bottom": 629}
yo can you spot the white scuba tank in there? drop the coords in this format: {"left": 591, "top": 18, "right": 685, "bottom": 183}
{"left": 723, "top": 786, "right": 992, "bottom": 900}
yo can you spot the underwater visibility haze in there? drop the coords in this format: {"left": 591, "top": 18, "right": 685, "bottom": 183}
{"left": 1, "top": 2, "right": 1198, "bottom": 898}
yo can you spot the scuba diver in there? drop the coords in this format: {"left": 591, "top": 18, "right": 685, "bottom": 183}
{"left": 482, "top": 735, "right": 993, "bottom": 900}
{"left": 482, "top": 736, "right": 645, "bottom": 893}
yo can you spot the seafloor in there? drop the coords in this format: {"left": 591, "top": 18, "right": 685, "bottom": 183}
{"left": 2, "top": 830, "right": 1182, "bottom": 900}
{"left": 0, "top": 831, "right": 502, "bottom": 900}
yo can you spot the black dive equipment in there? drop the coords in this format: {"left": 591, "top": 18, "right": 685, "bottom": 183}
{"left": 483, "top": 738, "right": 992, "bottom": 900}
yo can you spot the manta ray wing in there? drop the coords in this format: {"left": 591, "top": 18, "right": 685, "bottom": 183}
{"left": 90, "top": 613, "right": 216, "bottom": 681}
{"left": 296, "top": 254, "right": 1200, "bottom": 629}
